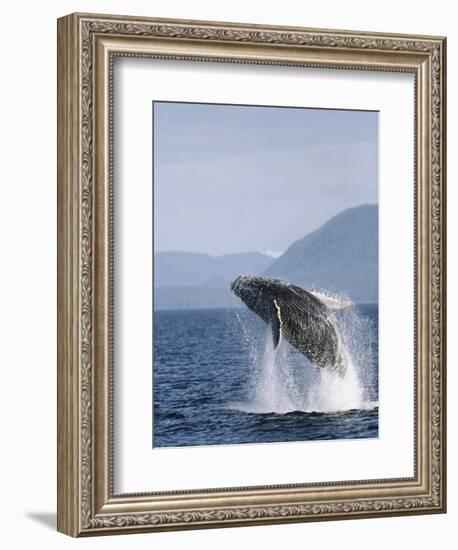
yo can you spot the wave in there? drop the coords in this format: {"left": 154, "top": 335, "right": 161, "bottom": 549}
{"left": 225, "top": 401, "right": 379, "bottom": 416}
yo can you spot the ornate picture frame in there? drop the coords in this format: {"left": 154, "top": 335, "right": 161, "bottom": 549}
{"left": 57, "top": 12, "right": 446, "bottom": 537}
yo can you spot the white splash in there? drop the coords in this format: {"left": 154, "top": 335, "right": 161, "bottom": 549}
{"left": 306, "top": 346, "right": 363, "bottom": 412}
{"left": 308, "top": 289, "right": 352, "bottom": 311}
{"left": 246, "top": 339, "right": 298, "bottom": 414}
{"left": 230, "top": 300, "right": 377, "bottom": 415}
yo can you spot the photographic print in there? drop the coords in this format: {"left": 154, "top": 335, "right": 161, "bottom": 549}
{"left": 153, "top": 101, "right": 379, "bottom": 448}
{"left": 57, "top": 14, "right": 446, "bottom": 535}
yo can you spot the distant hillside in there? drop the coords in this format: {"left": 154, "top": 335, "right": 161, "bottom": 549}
{"left": 154, "top": 251, "right": 273, "bottom": 309}
{"left": 154, "top": 204, "right": 378, "bottom": 309}
{"left": 264, "top": 204, "right": 378, "bottom": 303}
{"left": 155, "top": 251, "right": 273, "bottom": 288}
{"left": 154, "top": 287, "right": 240, "bottom": 310}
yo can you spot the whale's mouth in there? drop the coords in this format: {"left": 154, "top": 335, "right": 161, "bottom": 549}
{"left": 231, "top": 275, "right": 257, "bottom": 298}
{"left": 230, "top": 276, "right": 242, "bottom": 294}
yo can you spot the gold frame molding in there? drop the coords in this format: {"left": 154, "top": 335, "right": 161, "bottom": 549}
{"left": 57, "top": 12, "right": 446, "bottom": 537}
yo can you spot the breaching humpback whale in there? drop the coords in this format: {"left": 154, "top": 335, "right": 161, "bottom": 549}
{"left": 231, "top": 275, "right": 348, "bottom": 373}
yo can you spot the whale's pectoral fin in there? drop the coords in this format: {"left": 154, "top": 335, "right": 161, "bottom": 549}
{"left": 271, "top": 315, "right": 281, "bottom": 349}
{"left": 271, "top": 299, "right": 282, "bottom": 349}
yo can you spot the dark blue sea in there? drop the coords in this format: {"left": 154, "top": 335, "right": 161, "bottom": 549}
{"left": 153, "top": 304, "right": 378, "bottom": 448}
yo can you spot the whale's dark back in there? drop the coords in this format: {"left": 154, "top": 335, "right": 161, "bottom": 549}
{"left": 231, "top": 276, "right": 342, "bottom": 371}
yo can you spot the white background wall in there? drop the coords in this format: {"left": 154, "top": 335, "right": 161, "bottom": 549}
{"left": 0, "top": 1, "right": 454, "bottom": 548}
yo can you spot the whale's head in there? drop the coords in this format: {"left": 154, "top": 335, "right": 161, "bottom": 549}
{"left": 231, "top": 275, "right": 287, "bottom": 321}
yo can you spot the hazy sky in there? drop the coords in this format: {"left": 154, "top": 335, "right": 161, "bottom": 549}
{"left": 153, "top": 102, "right": 378, "bottom": 256}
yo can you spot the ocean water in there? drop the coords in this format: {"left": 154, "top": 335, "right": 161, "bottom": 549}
{"left": 153, "top": 304, "right": 378, "bottom": 448}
